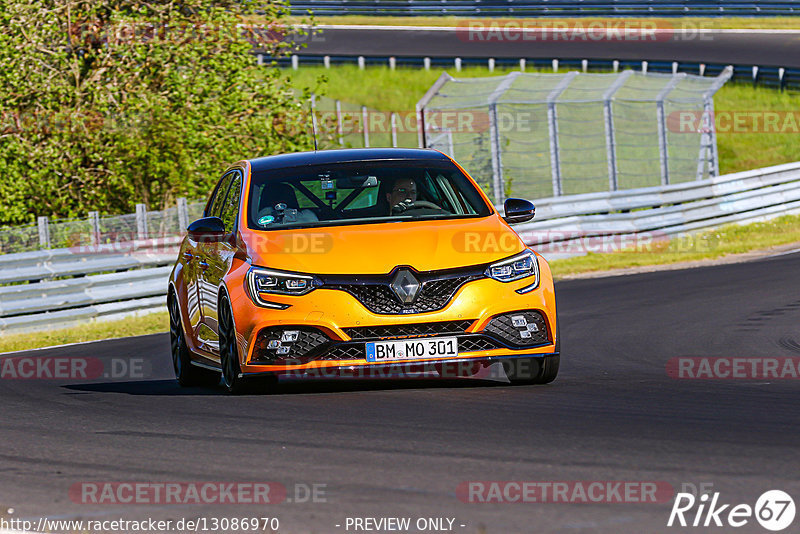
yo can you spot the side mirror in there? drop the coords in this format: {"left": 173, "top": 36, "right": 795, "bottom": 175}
{"left": 187, "top": 217, "right": 226, "bottom": 242}
{"left": 503, "top": 198, "right": 535, "bottom": 224}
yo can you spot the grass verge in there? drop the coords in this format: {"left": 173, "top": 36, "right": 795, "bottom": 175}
{"left": 288, "top": 64, "right": 800, "bottom": 175}
{"left": 0, "top": 311, "right": 169, "bottom": 354}
{"left": 548, "top": 213, "right": 800, "bottom": 278}
{"left": 289, "top": 16, "right": 800, "bottom": 30}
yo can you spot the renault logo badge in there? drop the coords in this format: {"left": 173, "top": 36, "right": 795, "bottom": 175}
{"left": 390, "top": 269, "right": 420, "bottom": 304}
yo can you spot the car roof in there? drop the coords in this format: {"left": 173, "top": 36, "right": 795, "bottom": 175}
{"left": 247, "top": 148, "right": 451, "bottom": 174}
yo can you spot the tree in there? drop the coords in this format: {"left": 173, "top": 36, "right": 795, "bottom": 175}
{"left": 0, "top": 0, "right": 315, "bottom": 225}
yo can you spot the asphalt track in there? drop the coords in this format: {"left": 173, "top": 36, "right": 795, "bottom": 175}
{"left": 1, "top": 252, "right": 799, "bottom": 533}
{"left": 294, "top": 26, "right": 800, "bottom": 68}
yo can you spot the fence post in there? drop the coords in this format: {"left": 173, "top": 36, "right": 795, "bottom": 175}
{"left": 415, "top": 72, "right": 454, "bottom": 148}
{"left": 358, "top": 56, "right": 365, "bottom": 70}
{"left": 324, "top": 55, "right": 330, "bottom": 69}
{"left": 37, "top": 216, "right": 50, "bottom": 249}
{"left": 603, "top": 70, "right": 633, "bottom": 192}
{"left": 546, "top": 72, "right": 577, "bottom": 196}
{"left": 311, "top": 93, "right": 319, "bottom": 148}
{"left": 424, "top": 57, "right": 431, "bottom": 70}
{"left": 455, "top": 57, "right": 462, "bottom": 72}
{"left": 335, "top": 100, "right": 344, "bottom": 145}
{"left": 696, "top": 66, "right": 733, "bottom": 179}
{"left": 177, "top": 198, "right": 189, "bottom": 231}
{"left": 487, "top": 72, "right": 521, "bottom": 203}
{"left": 88, "top": 211, "right": 101, "bottom": 246}
{"left": 389, "top": 56, "right": 396, "bottom": 70}
{"left": 136, "top": 204, "right": 148, "bottom": 240}
{"left": 656, "top": 73, "right": 685, "bottom": 186}
{"left": 361, "top": 106, "right": 370, "bottom": 148}
{"left": 390, "top": 112, "right": 398, "bottom": 147}
{"left": 291, "top": 55, "right": 298, "bottom": 70}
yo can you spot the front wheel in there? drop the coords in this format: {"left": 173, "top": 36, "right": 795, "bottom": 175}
{"left": 505, "top": 355, "right": 559, "bottom": 385}
{"left": 169, "top": 293, "right": 217, "bottom": 387}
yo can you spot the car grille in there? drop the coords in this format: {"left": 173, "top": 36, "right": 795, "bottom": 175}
{"left": 344, "top": 320, "right": 475, "bottom": 340}
{"left": 319, "top": 267, "right": 484, "bottom": 315}
{"left": 482, "top": 310, "right": 549, "bottom": 347}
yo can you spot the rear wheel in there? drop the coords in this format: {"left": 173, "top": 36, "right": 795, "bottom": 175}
{"left": 168, "top": 293, "right": 217, "bottom": 387}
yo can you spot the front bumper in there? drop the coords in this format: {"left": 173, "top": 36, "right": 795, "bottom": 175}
{"left": 242, "top": 352, "right": 560, "bottom": 382}
{"left": 227, "top": 267, "right": 559, "bottom": 375}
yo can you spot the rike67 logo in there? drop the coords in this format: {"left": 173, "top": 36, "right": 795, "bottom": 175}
{"left": 668, "top": 490, "right": 795, "bottom": 531}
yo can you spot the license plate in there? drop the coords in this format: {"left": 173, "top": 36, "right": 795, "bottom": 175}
{"left": 365, "top": 337, "right": 459, "bottom": 362}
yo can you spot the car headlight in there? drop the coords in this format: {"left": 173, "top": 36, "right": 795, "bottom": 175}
{"left": 485, "top": 250, "right": 539, "bottom": 284}
{"left": 247, "top": 267, "right": 318, "bottom": 307}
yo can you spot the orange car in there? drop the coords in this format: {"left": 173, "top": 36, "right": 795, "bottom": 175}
{"left": 168, "top": 148, "right": 559, "bottom": 393}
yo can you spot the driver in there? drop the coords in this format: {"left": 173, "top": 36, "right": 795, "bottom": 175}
{"left": 386, "top": 178, "right": 418, "bottom": 214}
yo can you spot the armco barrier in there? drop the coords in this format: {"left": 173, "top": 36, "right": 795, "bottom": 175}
{"left": 1, "top": 161, "right": 799, "bottom": 333}
{"left": 288, "top": 0, "right": 800, "bottom": 17}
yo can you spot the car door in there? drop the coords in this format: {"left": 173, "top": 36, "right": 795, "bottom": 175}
{"left": 197, "top": 169, "right": 242, "bottom": 357}
{"left": 181, "top": 176, "right": 229, "bottom": 350}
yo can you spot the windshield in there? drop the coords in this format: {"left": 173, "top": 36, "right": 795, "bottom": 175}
{"left": 246, "top": 159, "right": 493, "bottom": 230}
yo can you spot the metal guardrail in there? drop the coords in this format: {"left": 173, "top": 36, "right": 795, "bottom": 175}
{"left": 278, "top": 55, "right": 800, "bottom": 92}
{"left": 289, "top": 1, "right": 800, "bottom": 17}
{"left": 512, "top": 161, "right": 800, "bottom": 259}
{"left": 1, "top": 161, "right": 799, "bottom": 333}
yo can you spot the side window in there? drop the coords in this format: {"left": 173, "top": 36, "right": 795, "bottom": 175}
{"left": 219, "top": 173, "right": 242, "bottom": 233}
{"left": 207, "top": 173, "right": 233, "bottom": 218}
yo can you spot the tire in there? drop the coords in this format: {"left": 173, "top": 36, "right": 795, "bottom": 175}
{"left": 218, "top": 294, "right": 276, "bottom": 394}
{"left": 506, "top": 355, "right": 560, "bottom": 385}
{"left": 168, "top": 292, "right": 218, "bottom": 387}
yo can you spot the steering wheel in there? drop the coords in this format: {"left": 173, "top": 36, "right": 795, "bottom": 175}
{"left": 391, "top": 200, "right": 447, "bottom": 215}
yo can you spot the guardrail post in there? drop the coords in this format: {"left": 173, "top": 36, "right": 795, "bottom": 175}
{"left": 136, "top": 204, "right": 148, "bottom": 240}
{"left": 390, "top": 112, "right": 398, "bottom": 147}
{"left": 546, "top": 72, "right": 578, "bottom": 196}
{"left": 88, "top": 211, "right": 101, "bottom": 245}
{"left": 37, "top": 216, "right": 50, "bottom": 249}
{"left": 603, "top": 70, "right": 633, "bottom": 192}
{"left": 361, "top": 106, "right": 370, "bottom": 148}
{"left": 335, "top": 100, "right": 344, "bottom": 145}
{"left": 656, "top": 73, "right": 686, "bottom": 186}
{"left": 177, "top": 198, "right": 189, "bottom": 231}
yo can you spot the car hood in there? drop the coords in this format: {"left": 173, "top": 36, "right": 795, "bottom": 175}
{"left": 243, "top": 216, "right": 527, "bottom": 275}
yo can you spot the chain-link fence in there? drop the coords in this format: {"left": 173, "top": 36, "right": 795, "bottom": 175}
{"left": 418, "top": 68, "right": 732, "bottom": 203}
{"left": 0, "top": 199, "right": 206, "bottom": 255}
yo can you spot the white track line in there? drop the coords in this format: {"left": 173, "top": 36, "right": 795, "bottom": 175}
{"left": 308, "top": 24, "right": 800, "bottom": 35}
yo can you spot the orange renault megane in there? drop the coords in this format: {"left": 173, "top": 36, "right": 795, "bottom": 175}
{"left": 168, "top": 149, "right": 559, "bottom": 393}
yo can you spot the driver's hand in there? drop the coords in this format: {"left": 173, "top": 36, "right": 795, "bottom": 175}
{"left": 391, "top": 199, "right": 413, "bottom": 214}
